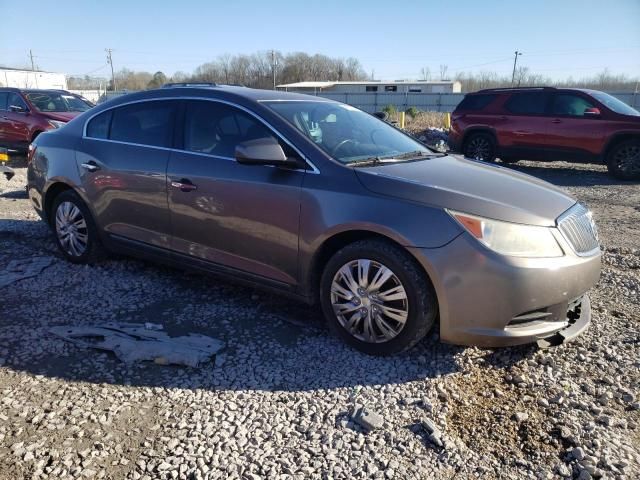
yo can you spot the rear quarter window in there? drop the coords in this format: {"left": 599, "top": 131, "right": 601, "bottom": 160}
{"left": 86, "top": 110, "right": 112, "bottom": 139}
{"left": 456, "top": 94, "right": 497, "bottom": 111}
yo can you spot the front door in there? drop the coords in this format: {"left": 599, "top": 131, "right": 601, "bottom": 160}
{"left": 167, "top": 100, "right": 304, "bottom": 286}
{"left": 77, "top": 99, "right": 178, "bottom": 249}
{"left": 545, "top": 92, "right": 603, "bottom": 159}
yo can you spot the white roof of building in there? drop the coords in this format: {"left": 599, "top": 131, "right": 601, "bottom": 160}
{"left": 277, "top": 80, "right": 459, "bottom": 88}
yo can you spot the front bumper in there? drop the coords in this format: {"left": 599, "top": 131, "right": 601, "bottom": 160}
{"left": 408, "top": 232, "right": 601, "bottom": 348}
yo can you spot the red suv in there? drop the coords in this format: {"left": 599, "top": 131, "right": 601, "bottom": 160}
{"left": 449, "top": 87, "right": 640, "bottom": 179}
{"left": 0, "top": 88, "right": 93, "bottom": 152}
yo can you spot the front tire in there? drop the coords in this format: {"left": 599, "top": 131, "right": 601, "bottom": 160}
{"left": 320, "top": 239, "right": 437, "bottom": 355}
{"left": 51, "top": 190, "right": 105, "bottom": 264}
{"left": 463, "top": 132, "right": 496, "bottom": 162}
{"left": 606, "top": 139, "right": 640, "bottom": 180}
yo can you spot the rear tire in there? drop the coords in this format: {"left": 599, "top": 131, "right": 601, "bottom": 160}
{"left": 320, "top": 239, "right": 437, "bottom": 356}
{"left": 463, "top": 132, "right": 496, "bottom": 162}
{"left": 606, "top": 139, "right": 640, "bottom": 180}
{"left": 51, "top": 190, "right": 106, "bottom": 264}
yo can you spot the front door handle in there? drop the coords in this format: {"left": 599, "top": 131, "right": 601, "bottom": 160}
{"left": 551, "top": 119, "right": 562, "bottom": 124}
{"left": 81, "top": 161, "right": 100, "bottom": 172}
{"left": 170, "top": 178, "right": 197, "bottom": 192}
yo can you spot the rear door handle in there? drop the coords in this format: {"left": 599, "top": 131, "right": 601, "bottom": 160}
{"left": 551, "top": 119, "right": 562, "bottom": 124}
{"left": 81, "top": 161, "right": 100, "bottom": 172}
{"left": 170, "top": 178, "right": 197, "bottom": 192}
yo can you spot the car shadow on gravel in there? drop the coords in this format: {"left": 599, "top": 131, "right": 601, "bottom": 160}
{"left": 1, "top": 217, "right": 534, "bottom": 393}
{"left": 501, "top": 162, "right": 638, "bottom": 187}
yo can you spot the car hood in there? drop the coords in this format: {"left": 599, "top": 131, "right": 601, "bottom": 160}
{"left": 41, "top": 111, "right": 81, "bottom": 122}
{"left": 354, "top": 155, "right": 576, "bottom": 226}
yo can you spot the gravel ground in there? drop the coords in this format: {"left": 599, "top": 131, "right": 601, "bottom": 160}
{"left": 0, "top": 159, "right": 638, "bottom": 480}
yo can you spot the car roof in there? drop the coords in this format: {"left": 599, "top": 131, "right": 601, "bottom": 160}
{"left": 95, "top": 85, "right": 336, "bottom": 111}
{"left": 471, "top": 86, "right": 598, "bottom": 95}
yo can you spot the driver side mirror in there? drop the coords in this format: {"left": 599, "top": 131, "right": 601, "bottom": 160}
{"left": 235, "top": 137, "right": 296, "bottom": 167}
{"left": 9, "top": 105, "right": 27, "bottom": 113}
{"left": 584, "top": 107, "right": 601, "bottom": 117}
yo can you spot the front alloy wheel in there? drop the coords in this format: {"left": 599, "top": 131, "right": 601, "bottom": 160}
{"left": 320, "top": 239, "right": 437, "bottom": 355}
{"left": 331, "top": 259, "right": 409, "bottom": 343}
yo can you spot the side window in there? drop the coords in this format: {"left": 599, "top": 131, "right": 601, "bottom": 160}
{"left": 183, "top": 101, "right": 290, "bottom": 158}
{"left": 8, "top": 93, "right": 28, "bottom": 111}
{"left": 365, "top": 86, "right": 378, "bottom": 92}
{"left": 551, "top": 94, "right": 595, "bottom": 117}
{"left": 110, "top": 101, "right": 174, "bottom": 147}
{"left": 0, "top": 92, "right": 7, "bottom": 110}
{"left": 457, "top": 94, "right": 497, "bottom": 111}
{"left": 384, "top": 85, "right": 397, "bottom": 92}
{"left": 86, "top": 110, "right": 112, "bottom": 139}
{"left": 504, "top": 92, "right": 548, "bottom": 115}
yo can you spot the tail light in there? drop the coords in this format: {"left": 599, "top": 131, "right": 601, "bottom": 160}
{"left": 27, "top": 143, "right": 37, "bottom": 164}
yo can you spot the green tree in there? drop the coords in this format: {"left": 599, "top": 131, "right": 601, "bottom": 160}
{"left": 147, "top": 71, "right": 168, "bottom": 89}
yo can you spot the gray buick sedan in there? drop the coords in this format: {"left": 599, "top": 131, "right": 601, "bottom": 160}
{"left": 27, "top": 85, "right": 601, "bottom": 355}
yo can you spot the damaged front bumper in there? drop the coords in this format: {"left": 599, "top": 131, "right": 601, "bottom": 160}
{"left": 407, "top": 231, "right": 600, "bottom": 348}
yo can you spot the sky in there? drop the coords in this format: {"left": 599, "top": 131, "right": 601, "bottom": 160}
{"left": 1, "top": 0, "right": 639, "bottom": 81}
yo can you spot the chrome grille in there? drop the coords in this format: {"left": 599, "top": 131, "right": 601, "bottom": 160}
{"left": 557, "top": 204, "right": 599, "bottom": 255}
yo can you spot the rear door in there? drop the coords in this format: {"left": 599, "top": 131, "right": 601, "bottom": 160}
{"left": 0, "top": 92, "right": 8, "bottom": 142}
{"left": 495, "top": 91, "right": 551, "bottom": 157}
{"left": 4, "top": 93, "right": 31, "bottom": 145}
{"left": 166, "top": 100, "right": 304, "bottom": 286}
{"left": 545, "top": 92, "right": 603, "bottom": 159}
{"left": 77, "top": 99, "right": 178, "bottom": 249}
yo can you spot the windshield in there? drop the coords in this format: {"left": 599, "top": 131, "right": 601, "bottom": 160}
{"left": 589, "top": 91, "right": 639, "bottom": 116}
{"left": 25, "top": 92, "right": 93, "bottom": 113}
{"left": 263, "top": 101, "right": 432, "bottom": 164}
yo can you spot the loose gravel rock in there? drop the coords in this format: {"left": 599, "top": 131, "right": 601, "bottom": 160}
{"left": 1, "top": 160, "right": 639, "bottom": 479}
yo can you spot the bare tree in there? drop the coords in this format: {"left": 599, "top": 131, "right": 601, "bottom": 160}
{"left": 439, "top": 64, "right": 448, "bottom": 81}
{"left": 420, "top": 67, "right": 431, "bottom": 81}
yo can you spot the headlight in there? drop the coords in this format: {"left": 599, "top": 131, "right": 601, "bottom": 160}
{"left": 448, "top": 210, "right": 563, "bottom": 257}
{"left": 47, "top": 120, "right": 66, "bottom": 129}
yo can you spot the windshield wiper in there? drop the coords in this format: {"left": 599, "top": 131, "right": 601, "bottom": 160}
{"left": 347, "top": 151, "right": 445, "bottom": 167}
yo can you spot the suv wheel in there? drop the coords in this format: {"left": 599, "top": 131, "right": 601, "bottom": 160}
{"left": 606, "top": 139, "right": 640, "bottom": 180}
{"left": 320, "top": 239, "right": 437, "bottom": 355}
{"left": 51, "top": 190, "right": 105, "bottom": 264}
{"left": 463, "top": 132, "right": 496, "bottom": 162}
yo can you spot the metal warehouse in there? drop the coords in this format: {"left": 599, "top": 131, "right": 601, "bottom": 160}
{"left": 0, "top": 67, "right": 67, "bottom": 89}
{"left": 276, "top": 80, "right": 462, "bottom": 94}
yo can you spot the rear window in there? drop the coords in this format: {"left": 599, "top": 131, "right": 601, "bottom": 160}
{"left": 456, "top": 94, "right": 496, "bottom": 111}
{"left": 0, "top": 92, "right": 7, "bottom": 110}
{"left": 505, "top": 92, "right": 548, "bottom": 115}
{"left": 109, "top": 101, "right": 174, "bottom": 148}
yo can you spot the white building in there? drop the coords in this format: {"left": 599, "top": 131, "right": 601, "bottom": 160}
{"left": 0, "top": 67, "right": 67, "bottom": 90}
{"left": 277, "top": 80, "right": 462, "bottom": 94}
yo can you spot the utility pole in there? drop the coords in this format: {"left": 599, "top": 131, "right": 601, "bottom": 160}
{"left": 106, "top": 48, "right": 116, "bottom": 91}
{"left": 511, "top": 51, "right": 522, "bottom": 85}
{"left": 271, "top": 50, "right": 278, "bottom": 90}
{"left": 29, "top": 50, "right": 36, "bottom": 71}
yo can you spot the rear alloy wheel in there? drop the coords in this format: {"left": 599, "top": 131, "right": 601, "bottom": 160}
{"left": 606, "top": 139, "right": 640, "bottom": 180}
{"left": 320, "top": 239, "right": 437, "bottom": 355}
{"left": 463, "top": 133, "right": 496, "bottom": 162}
{"left": 51, "top": 190, "right": 105, "bottom": 264}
